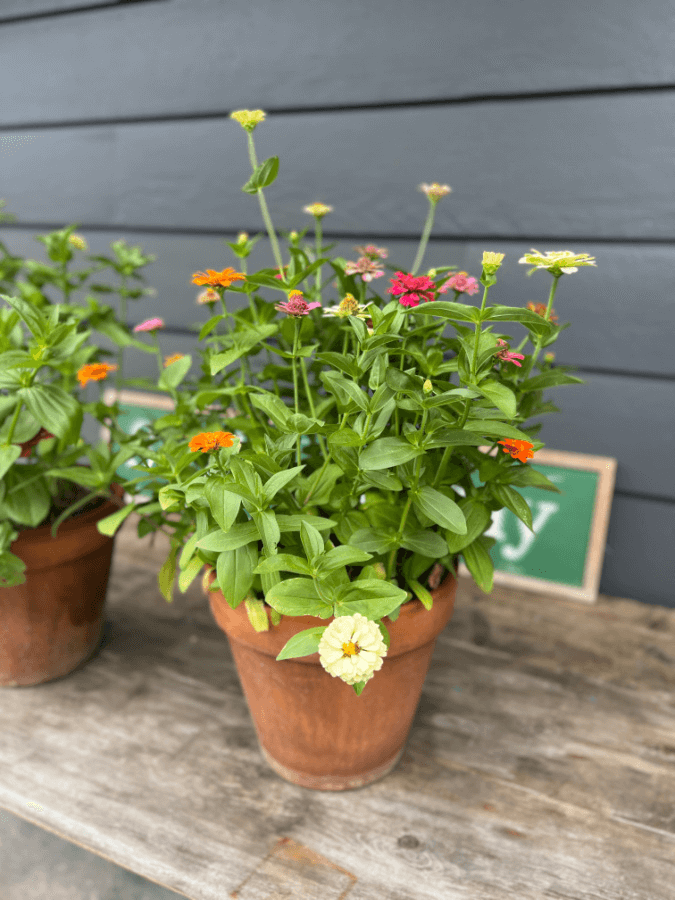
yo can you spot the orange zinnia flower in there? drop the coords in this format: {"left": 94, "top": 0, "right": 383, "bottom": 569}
{"left": 527, "top": 302, "right": 558, "bottom": 325}
{"left": 191, "top": 268, "right": 246, "bottom": 288}
{"left": 497, "top": 440, "right": 535, "bottom": 463}
{"left": 77, "top": 362, "right": 118, "bottom": 388}
{"left": 164, "top": 353, "right": 185, "bottom": 367}
{"left": 188, "top": 431, "right": 237, "bottom": 453}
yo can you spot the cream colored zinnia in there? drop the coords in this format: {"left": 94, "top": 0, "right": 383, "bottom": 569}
{"left": 303, "top": 202, "right": 333, "bottom": 218}
{"left": 518, "top": 249, "right": 596, "bottom": 275}
{"left": 230, "top": 109, "right": 266, "bottom": 131}
{"left": 323, "top": 295, "right": 372, "bottom": 320}
{"left": 318, "top": 613, "right": 387, "bottom": 686}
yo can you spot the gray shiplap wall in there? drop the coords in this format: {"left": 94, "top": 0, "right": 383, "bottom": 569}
{"left": 0, "top": 0, "right": 673, "bottom": 606}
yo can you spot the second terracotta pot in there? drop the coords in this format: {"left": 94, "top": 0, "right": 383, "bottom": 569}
{"left": 203, "top": 560, "right": 459, "bottom": 791}
{"left": 0, "top": 483, "right": 125, "bottom": 687}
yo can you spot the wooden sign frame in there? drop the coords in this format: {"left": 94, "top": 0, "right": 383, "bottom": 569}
{"left": 456, "top": 446, "right": 617, "bottom": 604}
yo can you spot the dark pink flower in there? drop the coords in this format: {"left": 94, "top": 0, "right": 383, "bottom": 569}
{"left": 494, "top": 338, "right": 526, "bottom": 367}
{"left": 437, "top": 271, "right": 480, "bottom": 296}
{"left": 386, "top": 272, "right": 437, "bottom": 307}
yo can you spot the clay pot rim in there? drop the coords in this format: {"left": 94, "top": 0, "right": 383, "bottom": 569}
{"left": 11, "top": 482, "right": 125, "bottom": 544}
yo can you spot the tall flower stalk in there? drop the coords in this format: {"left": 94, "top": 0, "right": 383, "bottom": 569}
{"left": 410, "top": 183, "right": 452, "bottom": 276}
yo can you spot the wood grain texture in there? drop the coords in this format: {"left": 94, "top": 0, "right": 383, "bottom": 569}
{"left": 4, "top": 97, "right": 675, "bottom": 240}
{"left": 1, "top": 0, "right": 675, "bottom": 117}
{"left": 1, "top": 529, "right": 674, "bottom": 899}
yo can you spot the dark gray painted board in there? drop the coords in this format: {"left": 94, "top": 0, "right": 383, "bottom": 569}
{"left": 1, "top": 230, "right": 673, "bottom": 378}
{"left": 3, "top": 97, "right": 675, "bottom": 240}
{"left": 0, "top": 0, "right": 112, "bottom": 16}
{"left": 1, "top": 0, "right": 675, "bottom": 118}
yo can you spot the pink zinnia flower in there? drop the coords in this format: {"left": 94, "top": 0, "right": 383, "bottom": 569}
{"left": 275, "top": 291, "right": 321, "bottom": 317}
{"left": 134, "top": 317, "right": 164, "bottom": 332}
{"left": 437, "top": 271, "right": 480, "bottom": 296}
{"left": 344, "top": 256, "right": 385, "bottom": 282}
{"left": 386, "top": 272, "right": 437, "bottom": 308}
{"left": 494, "top": 338, "right": 525, "bottom": 368}
{"left": 354, "top": 244, "right": 388, "bottom": 260}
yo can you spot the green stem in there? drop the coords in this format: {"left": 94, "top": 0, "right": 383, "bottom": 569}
{"left": 292, "top": 318, "right": 301, "bottom": 467}
{"left": 246, "top": 132, "right": 285, "bottom": 277}
{"left": 519, "top": 274, "right": 560, "bottom": 382}
{"left": 298, "top": 356, "right": 328, "bottom": 460}
{"left": 410, "top": 200, "right": 437, "bottom": 276}
{"left": 456, "top": 282, "right": 491, "bottom": 430}
{"left": 314, "top": 217, "right": 323, "bottom": 303}
{"left": 2, "top": 398, "right": 24, "bottom": 447}
{"left": 386, "top": 408, "right": 429, "bottom": 580}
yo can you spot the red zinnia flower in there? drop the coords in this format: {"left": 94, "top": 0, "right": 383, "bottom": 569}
{"left": 386, "top": 272, "right": 437, "bottom": 307}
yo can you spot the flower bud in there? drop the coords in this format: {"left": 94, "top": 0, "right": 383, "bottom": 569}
{"left": 544, "top": 352, "right": 555, "bottom": 363}
{"left": 481, "top": 251, "right": 505, "bottom": 276}
{"left": 423, "top": 378, "right": 433, "bottom": 394}
{"left": 372, "top": 562, "right": 387, "bottom": 580}
{"left": 68, "top": 234, "right": 88, "bottom": 251}
{"left": 237, "top": 232, "right": 248, "bottom": 244}
{"left": 303, "top": 202, "right": 333, "bottom": 218}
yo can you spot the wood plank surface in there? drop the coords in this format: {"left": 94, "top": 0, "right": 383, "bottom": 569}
{"left": 1, "top": 0, "right": 674, "bottom": 118}
{"left": 1, "top": 519, "right": 674, "bottom": 899}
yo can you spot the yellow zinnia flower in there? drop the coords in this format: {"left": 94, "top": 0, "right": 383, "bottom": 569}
{"left": 303, "top": 202, "right": 333, "bottom": 218}
{"left": 518, "top": 249, "right": 596, "bottom": 275}
{"left": 229, "top": 109, "right": 266, "bottom": 132}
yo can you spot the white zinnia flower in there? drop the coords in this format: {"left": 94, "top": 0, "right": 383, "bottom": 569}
{"left": 318, "top": 613, "right": 387, "bottom": 686}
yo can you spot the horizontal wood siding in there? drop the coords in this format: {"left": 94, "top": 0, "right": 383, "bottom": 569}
{"left": 0, "top": 1, "right": 672, "bottom": 605}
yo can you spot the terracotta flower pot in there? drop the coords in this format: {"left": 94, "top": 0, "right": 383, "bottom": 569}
{"left": 0, "top": 483, "right": 125, "bottom": 687}
{"left": 202, "top": 560, "right": 459, "bottom": 791}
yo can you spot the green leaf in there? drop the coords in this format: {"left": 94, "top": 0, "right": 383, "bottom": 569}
{"left": 518, "top": 371, "right": 586, "bottom": 392}
{"left": 463, "top": 419, "right": 535, "bottom": 442}
{"left": 0, "top": 469, "right": 50, "bottom": 527}
{"left": 359, "top": 437, "right": 424, "bottom": 471}
{"left": 43, "top": 466, "right": 103, "bottom": 489}
{"left": 263, "top": 465, "right": 305, "bottom": 503}
{"left": 499, "top": 466, "right": 563, "bottom": 494}
{"left": 276, "top": 513, "right": 337, "bottom": 533}
{"left": 349, "top": 527, "right": 397, "bottom": 555}
{"left": 197, "top": 521, "right": 258, "bottom": 551}
{"left": 178, "top": 553, "right": 205, "bottom": 594}
{"left": 158, "top": 354, "right": 192, "bottom": 390}
{"left": 316, "top": 545, "right": 373, "bottom": 575}
{"left": 461, "top": 535, "right": 495, "bottom": 593}
{"left": 405, "top": 577, "right": 434, "bottom": 611}
{"left": 334, "top": 579, "right": 408, "bottom": 619}
{"left": 241, "top": 155, "right": 280, "bottom": 193}
{"left": 422, "top": 427, "right": 484, "bottom": 449}
{"left": 249, "top": 391, "right": 292, "bottom": 430}
{"left": 0, "top": 443, "right": 21, "bottom": 480}
{"left": 96, "top": 501, "right": 138, "bottom": 537}
{"left": 158, "top": 540, "right": 180, "bottom": 603}
{"left": 300, "top": 520, "right": 325, "bottom": 563}
{"left": 490, "top": 483, "right": 533, "bottom": 532}
{"left": 276, "top": 626, "right": 326, "bottom": 661}
{"left": 253, "top": 553, "right": 313, "bottom": 576}
{"left": 253, "top": 509, "right": 280, "bottom": 551}
{"left": 471, "top": 379, "right": 517, "bottom": 419}
{"left": 0, "top": 292, "right": 47, "bottom": 338}
{"left": 407, "top": 300, "right": 481, "bottom": 323}
{"left": 320, "top": 370, "right": 369, "bottom": 412}
{"left": 413, "top": 485, "right": 467, "bottom": 534}
{"left": 314, "top": 352, "right": 361, "bottom": 379}
{"left": 443, "top": 499, "right": 492, "bottom": 553}
{"left": 265, "top": 577, "right": 333, "bottom": 618}
{"left": 215, "top": 543, "right": 257, "bottom": 606}
{"left": 400, "top": 528, "right": 448, "bottom": 558}
{"left": 204, "top": 478, "right": 242, "bottom": 531}
{"left": 18, "top": 384, "right": 82, "bottom": 444}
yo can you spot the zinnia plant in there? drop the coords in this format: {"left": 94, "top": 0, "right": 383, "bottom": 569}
{"left": 95, "top": 110, "right": 596, "bottom": 695}
{"left": 0, "top": 213, "right": 163, "bottom": 586}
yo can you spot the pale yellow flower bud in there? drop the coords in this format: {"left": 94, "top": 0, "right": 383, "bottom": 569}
{"left": 544, "top": 352, "right": 556, "bottom": 362}
{"left": 289, "top": 231, "right": 298, "bottom": 241}
{"left": 230, "top": 109, "right": 266, "bottom": 132}
{"left": 482, "top": 251, "right": 505, "bottom": 268}
{"left": 303, "top": 202, "right": 333, "bottom": 218}
{"left": 68, "top": 234, "right": 88, "bottom": 251}
{"left": 237, "top": 232, "right": 248, "bottom": 244}
{"left": 423, "top": 378, "right": 433, "bottom": 394}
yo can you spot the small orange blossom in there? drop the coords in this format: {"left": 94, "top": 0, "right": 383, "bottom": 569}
{"left": 77, "top": 362, "right": 118, "bottom": 388}
{"left": 192, "top": 268, "right": 245, "bottom": 288}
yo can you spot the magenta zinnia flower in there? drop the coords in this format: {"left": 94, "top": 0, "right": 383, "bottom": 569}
{"left": 275, "top": 291, "right": 321, "bottom": 317}
{"left": 133, "top": 317, "right": 164, "bottom": 332}
{"left": 494, "top": 338, "right": 525, "bottom": 367}
{"left": 386, "top": 272, "right": 437, "bottom": 307}
{"left": 437, "top": 271, "right": 480, "bottom": 296}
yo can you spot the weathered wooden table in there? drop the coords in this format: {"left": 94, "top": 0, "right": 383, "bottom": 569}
{"left": 1, "top": 514, "right": 675, "bottom": 900}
